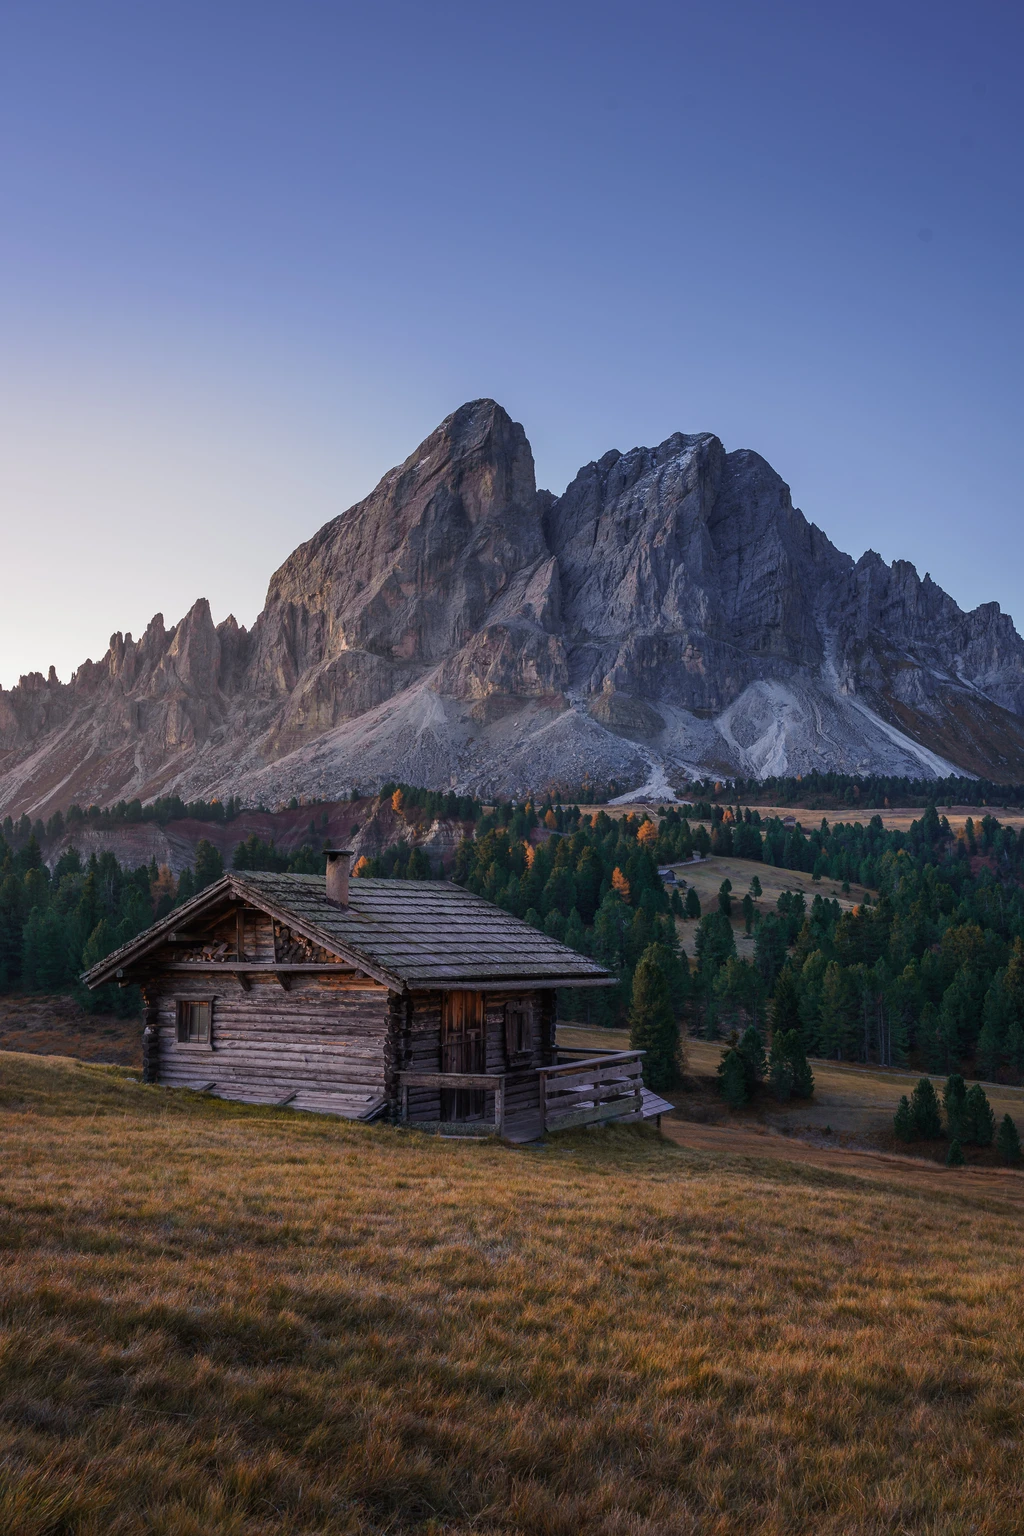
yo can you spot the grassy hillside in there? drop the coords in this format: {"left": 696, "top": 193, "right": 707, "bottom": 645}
{"left": 2, "top": 1054, "right": 1024, "bottom": 1534}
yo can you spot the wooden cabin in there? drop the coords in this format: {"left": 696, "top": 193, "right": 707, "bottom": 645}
{"left": 83, "top": 851, "right": 659, "bottom": 1141}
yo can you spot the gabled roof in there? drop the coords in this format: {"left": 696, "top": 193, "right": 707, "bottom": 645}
{"left": 83, "top": 871, "right": 615, "bottom": 992}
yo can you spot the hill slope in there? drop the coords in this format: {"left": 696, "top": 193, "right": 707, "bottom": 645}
{"left": 2, "top": 1051, "right": 1023, "bottom": 1534}
{"left": 3, "top": 399, "right": 1024, "bottom": 815}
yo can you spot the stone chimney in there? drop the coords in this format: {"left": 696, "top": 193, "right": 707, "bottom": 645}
{"left": 324, "top": 848, "right": 354, "bottom": 907}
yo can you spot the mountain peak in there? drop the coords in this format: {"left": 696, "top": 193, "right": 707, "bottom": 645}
{"left": 1, "top": 405, "right": 1023, "bottom": 815}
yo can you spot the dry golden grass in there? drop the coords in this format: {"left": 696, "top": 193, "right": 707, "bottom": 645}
{"left": 664, "top": 854, "right": 870, "bottom": 958}
{"left": 602, "top": 802, "right": 1024, "bottom": 832}
{"left": 2, "top": 1051, "right": 1024, "bottom": 1534}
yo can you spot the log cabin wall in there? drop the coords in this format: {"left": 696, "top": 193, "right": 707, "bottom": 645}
{"left": 403, "top": 991, "right": 443, "bottom": 1121}
{"left": 150, "top": 969, "right": 391, "bottom": 1117}
{"left": 402, "top": 987, "right": 554, "bottom": 1124}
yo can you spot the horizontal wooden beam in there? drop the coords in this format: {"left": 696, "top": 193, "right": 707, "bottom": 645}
{"left": 158, "top": 962, "right": 360, "bottom": 974}
{"left": 397, "top": 1071, "right": 503, "bottom": 1090}
{"left": 539, "top": 1052, "right": 642, "bottom": 1079}
{"left": 545, "top": 1094, "right": 643, "bottom": 1133}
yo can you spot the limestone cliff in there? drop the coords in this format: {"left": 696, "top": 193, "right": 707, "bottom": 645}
{"left": 2, "top": 399, "right": 1023, "bottom": 815}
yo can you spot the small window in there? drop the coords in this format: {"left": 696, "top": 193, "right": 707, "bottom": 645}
{"left": 505, "top": 1000, "right": 533, "bottom": 1061}
{"left": 176, "top": 999, "right": 212, "bottom": 1045}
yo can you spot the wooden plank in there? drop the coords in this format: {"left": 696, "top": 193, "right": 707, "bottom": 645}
{"left": 160, "top": 962, "right": 362, "bottom": 974}
{"left": 540, "top": 1060, "right": 642, "bottom": 1094}
{"left": 543, "top": 1081, "right": 639, "bottom": 1113}
{"left": 545, "top": 1094, "right": 643, "bottom": 1132}
{"left": 540, "top": 1051, "right": 642, "bottom": 1078}
{"left": 397, "top": 1071, "right": 502, "bottom": 1090}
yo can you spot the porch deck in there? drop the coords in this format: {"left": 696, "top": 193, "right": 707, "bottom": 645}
{"left": 397, "top": 1050, "right": 647, "bottom": 1142}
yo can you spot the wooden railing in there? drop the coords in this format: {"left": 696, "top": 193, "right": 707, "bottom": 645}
{"left": 539, "top": 1052, "right": 643, "bottom": 1132}
{"left": 396, "top": 1051, "right": 644, "bottom": 1137}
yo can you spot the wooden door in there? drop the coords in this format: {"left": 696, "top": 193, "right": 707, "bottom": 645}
{"left": 441, "top": 991, "right": 485, "bottom": 1121}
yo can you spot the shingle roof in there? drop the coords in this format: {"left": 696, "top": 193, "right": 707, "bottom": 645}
{"left": 83, "top": 872, "right": 615, "bottom": 991}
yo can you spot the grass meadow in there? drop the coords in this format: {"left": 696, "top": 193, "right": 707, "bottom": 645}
{"left": 2, "top": 1052, "right": 1024, "bottom": 1534}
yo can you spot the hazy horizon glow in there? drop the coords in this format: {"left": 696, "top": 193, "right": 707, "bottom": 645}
{"left": 1, "top": 0, "right": 1021, "bottom": 689}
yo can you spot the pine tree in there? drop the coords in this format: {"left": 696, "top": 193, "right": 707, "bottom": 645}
{"left": 563, "top": 907, "right": 588, "bottom": 954}
{"left": 770, "top": 966, "right": 802, "bottom": 1037}
{"left": 782, "top": 1029, "right": 814, "bottom": 1098}
{"left": 943, "top": 1074, "right": 967, "bottom": 1140}
{"left": 1007, "top": 1020, "right": 1024, "bottom": 1082}
{"left": 684, "top": 887, "right": 701, "bottom": 920}
{"left": 963, "top": 1082, "right": 995, "bottom": 1147}
{"left": 628, "top": 944, "right": 681, "bottom": 1091}
{"left": 893, "top": 1095, "right": 914, "bottom": 1141}
{"left": 718, "top": 1047, "right": 748, "bottom": 1108}
{"left": 1005, "top": 936, "right": 1024, "bottom": 1021}
{"left": 718, "top": 879, "right": 733, "bottom": 917}
{"left": 946, "top": 1138, "right": 965, "bottom": 1168}
{"left": 909, "top": 1077, "right": 942, "bottom": 1138}
{"left": 737, "top": 1024, "right": 767, "bottom": 1092}
{"left": 768, "top": 1031, "right": 795, "bottom": 1101}
{"left": 975, "top": 1013, "right": 1002, "bottom": 1083}
{"left": 996, "top": 1114, "right": 1022, "bottom": 1165}
{"left": 694, "top": 911, "right": 735, "bottom": 979}
{"left": 193, "top": 840, "right": 224, "bottom": 892}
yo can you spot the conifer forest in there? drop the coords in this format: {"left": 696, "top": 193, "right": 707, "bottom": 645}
{"left": 3, "top": 783, "right": 1024, "bottom": 1083}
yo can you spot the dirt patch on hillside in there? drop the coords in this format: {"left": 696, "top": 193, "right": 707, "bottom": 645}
{"left": 0, "top": 994, "right": 141, "bottom": 1067}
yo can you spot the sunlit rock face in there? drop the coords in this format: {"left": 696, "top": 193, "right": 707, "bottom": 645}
{"left": 3, "top": 399, "right": 1023, "bottom": 816}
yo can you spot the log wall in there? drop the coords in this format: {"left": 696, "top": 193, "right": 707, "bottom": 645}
{"left": 149, "top": 970, "right": 391, "bottom": 1118}
{"left": 402, "top": 988, "right": 553, "bottom": 1125}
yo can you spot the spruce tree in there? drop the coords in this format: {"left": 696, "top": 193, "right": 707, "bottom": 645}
{"left": 564, "top": 908, "right": 588, "bottom": 954}
{"left": 946, "top": 1138, "right": 965, "bottom": 1168}
{"left": 193, "top": 840, "right": 224, "bottom": 892}
{"left": 893, "top": 1095, "right": 914, "bottom": 1141}
{"left": 768, "top": 1031, "right": 795, "bottom": 1101}
{"left": 718, "top": 1047, "right": 748, "bottom": 1108}
{"left": 975, "top": 1013, "right": 1002, "bottom": 1083}
{"left": 770, "top": 966, "right": 803, "bottom": 1037}
{"left": 996, "top": 1114, "right": 1022, "bottom": 1165}
{"left": 943, "top": 1074, "right": 967, "bottom": 1140}
{"left": 963, "top": 1082, "right": 995, "bottom": 1147}
{"left": 787, "top": 1031, "right": 815, "bottom": 1099}
{"left": 629, "top": 944, "right": 681, "bottom": 1091}
{"left": 1007, "top": 1021, "right": 1024, "bottom": 1082}
{"left": 718, "top": 879, "right": 733, "bottom": 917}
{"left": 910, "top": 1077, "right": 942, "bottom": 1138}
{"left": 737, "top": 1025, "right": 767, "bottom": 1093}
{"left": 684, "top": 887, "right": 701, "bottom": 920}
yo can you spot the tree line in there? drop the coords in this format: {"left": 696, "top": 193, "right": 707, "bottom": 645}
{"left": 4, "top": 789, "right": 1024, "bottom": 1096}
{"left": 687, "top": 772, "right": 1024, "bottom": 810}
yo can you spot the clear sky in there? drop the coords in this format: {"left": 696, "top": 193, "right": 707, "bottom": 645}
{"left": 0, "top": 0, "right": 1020, "bottom": 689}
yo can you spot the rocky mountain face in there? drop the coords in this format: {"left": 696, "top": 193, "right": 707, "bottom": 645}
{"left": 3, "top": 398, "right": 1024, "bottom": 817}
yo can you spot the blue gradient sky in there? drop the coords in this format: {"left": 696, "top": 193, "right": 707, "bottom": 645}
{"left": 1, "top": 1, "right": 1021, "bottom": 688}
